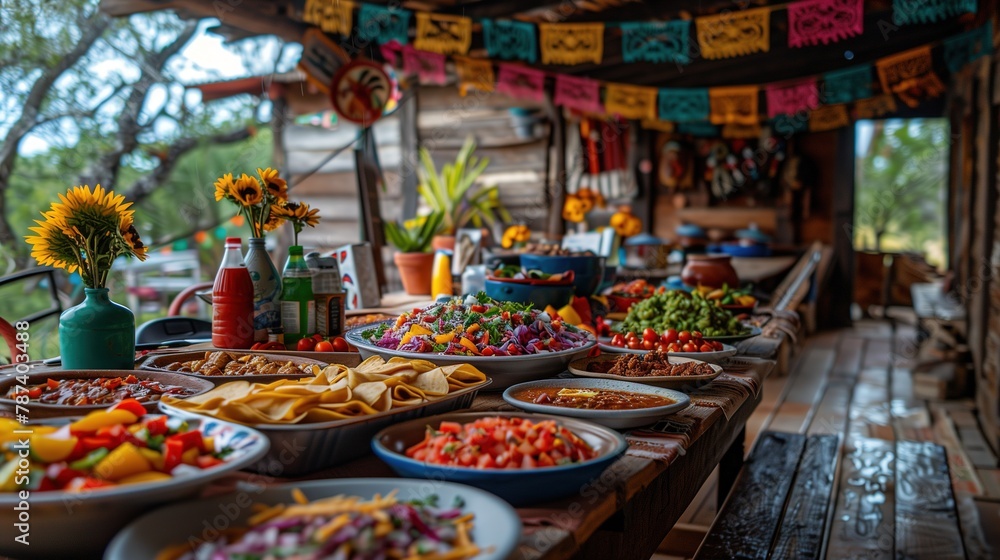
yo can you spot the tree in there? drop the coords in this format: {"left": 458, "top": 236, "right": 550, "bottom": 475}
{"left": 854, "top": 119, "right": 948, "bottom": 262}
{"left": 0, "top": 0, "right": 284, "bottom": 272}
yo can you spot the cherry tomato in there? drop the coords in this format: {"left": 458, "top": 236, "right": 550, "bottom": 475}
{"left": 314, "top": 340, "right": 334, "bottom": 352}
{"left": 642, "top": 328, "right": 658, "bottom": 343}
{"left": 700, "top": 343, "right": 714, "bottom": 353}
{"left": 625, "top": 331, "right": 639, "bottom": 341}
{"left": 713, "top": 341, "right": 724, "bottom": 351}
{"left": 662, "top": 329, "right": 678, "bottom": 344}
{"left": 627, "top": 339, "right": 640, "bottom": 349}
{"left": 682, "top": 342, "right": 697, "bottom": 352}
{"left": 332, "top": 337, "right": 350, "bottom": 352}
{"left": 678, "top": 331, "right": 691, "bottom": 344}
{"left": 296, "top": 337, "right": 317, "bottom": 351}
{"left": 611, "top": 334, "right": 625, "bottom": 347}
{"left": 641, "top": 339, "right": 654, "bottom": 350}
{"left": 691, "top": 331, "right": 703, "bottom": 340}
{"left": 311, "top": 333, "right": 324, "bottom": 342}
{"left": 667, "top": 343, "right": 681, "bottom": 352}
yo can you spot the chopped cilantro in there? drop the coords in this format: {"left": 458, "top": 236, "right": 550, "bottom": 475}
{"left": 361, "top": 323, "right": 389, "bottom": 341}
{"left": 475, "top": 291, "right": 491, "bottom": 304}
{"left": 463, "top": 312, "right": 482, "bottom": 327}
{"left": 431, "top": 343, "right": 447, "bottom": 352}
{"left": 452, "top": 495, "right": 466, "bottom": 508}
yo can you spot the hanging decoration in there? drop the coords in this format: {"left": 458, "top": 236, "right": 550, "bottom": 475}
{"left": 496, "top": 64, "right": 545, "bottom": 102}
{"left": 658, "top": 88, "right": 710, "bottom": 122}
{"left": 943, "top": 24, "right": 993, "bottom": 73}
{"left": 402, "top": 46, "right": 447, "bottom": 85}
{"left": 766, "top": 79, "right": 819, "bottom": 118}
{"left": 722, "top": 123, "right": 763, "bottom": 139}
{"left": 853, "top": 94, "right": 898, "bottom": 119}
{"left": 809, "top": 104, "right": 850, "bottom": 131}
{"left": 330, "top": 58, "right": 393, "bottom": 125}
{"left": 482, "top": 19, "right": 537, "bottom": 64}
{"left": 303, "top": 0, "right": 355, "bottom": 37}
{"left": 677, "top": 121, "right": 721, "bottom": 136}
{"left": 621, "top": 21, "right": 690, "bottom": 64}
{"left": 455, "top": 57, "right": 495, "bottom": 95}
{"left": 297, "top": 28, "right": 350, "bottom": 94}
{"left": 379, "top": 43, "right": 402, "bottom": 67}
{"left": 539, "top": 23, "right": 605, "bottom": 65}
{"left": 787, "top": 0, "right": 863, "bottom": 48}
{"left": 642, "top": 119, "right": 675, "bottom": 133}
{"left": 772, "top": 113, "right": 809, "bottom": 135}
{"left": 823, "top": 65, "right": 872, "bottom": 104}
{"left": 876, "top": 45, "right": 945, "bottom": 108}
{"left": 605, "top": 84, "right": 658, "bottom": 121}
{"left": 709, "top": 86, "right": 760, "bottom": 125}
{"left": 357, "top": 4, "right": 410, "bottom": 45}
{"left": 414, "top": 13, "right": 472, "bottom": 55}
{"left": 554, "top": 75, "right": 603, "bottom": 114}
{"left": 696, "top": 7, "right": 771, "bottom": 60}
{"left": 893, "top": 0, "right": 976, "bottom": 25}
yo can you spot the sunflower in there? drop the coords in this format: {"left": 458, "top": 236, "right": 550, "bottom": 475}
{"left": 232, "top": 174, "right": 263, "bottom": 206}
{"left": 262, "top": 208, "right": 285, "bottom": 232}
{"left": 279, "top": 201, "right": 322, "bottom": 245}
{"left": 257, "top": 167, "right": 288, "bottom": 202}
{"left": 24, "top": 184, "right": 147, "bottom": 288}
{"left": 214, "top": 173, "right": 236, "bottom": 202}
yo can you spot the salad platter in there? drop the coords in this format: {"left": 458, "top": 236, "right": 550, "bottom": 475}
{"left": 106, "top": 478, "right": 522, "bottom": 560}
{"left": 0, "top": 403, "right": 269, "bottom": 559}
{"left": 346, "top": 294, "right": 596, "bottom": 389}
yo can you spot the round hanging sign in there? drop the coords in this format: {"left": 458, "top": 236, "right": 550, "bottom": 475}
{"left": 329, "top": 59, "right": 392, "bottom": 126}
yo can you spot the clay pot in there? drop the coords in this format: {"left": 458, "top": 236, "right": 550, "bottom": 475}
{"left": 431, "top": 235, "right": 455, "bottom": 251}
{"left": 681, "top": 254, "right": 740, "bottom": 289}
{"left": 394, "top": 251, "right": 435, "bottom": 295}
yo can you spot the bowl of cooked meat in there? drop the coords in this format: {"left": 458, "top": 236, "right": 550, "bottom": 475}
{"left": 138, "top": 350, "right": 327, "bottom": 384}
{"left": 568, "top": 351, "right": 722, "bottom": 390}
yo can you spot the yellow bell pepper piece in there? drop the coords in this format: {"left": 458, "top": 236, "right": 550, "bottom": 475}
{"left": 409, "top": 324, "right": 433, "bottom": 336}
{"left": 94, "top": 442, "right": 151, "bottom": 481}
{"left": 0, "top": 460, "right": 19, "bottom": 492}
{"left": 202, "top": 436, "right": 215, "bottom": 452}
{"left": 459, "top": 337, "right": 480, "bottom": 355}
{"left": 465, "top": 323, "right": 480, "bottom": 335}
{"left": 30, "top": 434, "right": 78, "bottom": 463}
{"left": 70, "top": 409, "right": 138, "bottom": 433}
{"left": 118, "top": 471, "right": 172, "bottom": 485}
{"left": 544, "top": 305, "right": 560, "bottom": 318}
{"left": 706, "top": 289, "right": 725, "bottom": 300}
{"left": 138, "top": 447, "right": 164, "bottom": 471}
{"left": 181, "top": 447, "right": 199, "bottom": 466}
{"left": 557, "top": 304, "right": 583, "bottom": 326}
{"left": 434, "top": 332, "right": 456, "bottom": 344}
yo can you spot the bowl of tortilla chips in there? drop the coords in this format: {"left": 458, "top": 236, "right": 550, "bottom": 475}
{"left": 159, "top": 356, "right": 490, "bottom": 475}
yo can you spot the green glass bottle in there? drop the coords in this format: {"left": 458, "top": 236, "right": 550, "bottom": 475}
{"left": 280, "top": 246, "right": 315, "bottom": 345}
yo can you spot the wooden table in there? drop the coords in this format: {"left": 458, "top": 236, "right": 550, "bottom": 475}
{"left": 229, "top": 358, "right": 772, "bottom": 560}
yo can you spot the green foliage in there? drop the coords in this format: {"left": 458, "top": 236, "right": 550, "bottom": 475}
{"left": 854, "top": 119, "right": 948, "bottom": 267}
{"left": 417, "top": 137, "right": 511, "bottom": 235}
{"left": 384, "top": 211, "right": 443, "bottom": 253}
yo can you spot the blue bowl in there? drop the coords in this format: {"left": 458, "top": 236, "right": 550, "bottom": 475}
{"left": 371, "top": 411, "right": 627, "bottom": 506}
{"left": 519, "top": 254, "right": 605, "bottom": 296}
{"left": 484, "top": 278, "right": 575, "bottom": 309}
{"left": 711, "top": 242, "right": 772, "bottom": 258}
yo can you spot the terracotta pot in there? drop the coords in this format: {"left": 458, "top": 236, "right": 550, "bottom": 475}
{"left": 394, "top": 251, "right": 435, "bottom": 295}
{"left": 681, "top": 254, "right": 740, "bottom": 289}
{"left": 432, "top": 235, "right": 455, "bottom": 251}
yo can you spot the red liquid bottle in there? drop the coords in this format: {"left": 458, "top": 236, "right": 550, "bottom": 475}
{"left": 212, "top": 237, "right": 255, "bottom": 349}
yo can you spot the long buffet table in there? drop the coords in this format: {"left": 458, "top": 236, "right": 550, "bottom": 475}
{"left": 192, "top": 355, "right": 774, "bottom": 560}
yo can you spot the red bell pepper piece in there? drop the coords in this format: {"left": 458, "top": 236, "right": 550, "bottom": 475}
{"left": 166, "top": 430, "right": 205, "bottom": 452}
{"left": 144, "top": 416, "right": 168, "bottom": 437}
{"left": 27, "top": 387, "right": 42, "bottom": 399}
{"left": 46, "top": 379, "right": 60, "bottom": 390}
{"left": 571, "top": 296, "right": 592, "bottom": 326}
{"left": 80, "top": 436, "right": 115, "bottom": 453}
{"left": 163, "top": 439, "right": 184, "bottom": 472}
{"left": 195, "top": 455, "right": 224, "bottom": 469}
{"left": 111, "top": 398, "right": 146, "bottom": 418}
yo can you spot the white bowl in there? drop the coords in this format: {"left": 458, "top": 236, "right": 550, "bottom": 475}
{"left": 568, "top": 355, "right": 723, "bottom": 390}
{"left": 502, "top": 378, "right": 690, "bottom": 429}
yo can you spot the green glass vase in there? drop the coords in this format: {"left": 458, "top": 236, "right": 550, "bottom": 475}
{"left": 59, "top": 288, "right": 135, "bottom": 370}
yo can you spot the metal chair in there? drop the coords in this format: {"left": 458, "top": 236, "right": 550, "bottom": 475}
{"left": 134, "top": 281, "right": 214, "bottom": 345}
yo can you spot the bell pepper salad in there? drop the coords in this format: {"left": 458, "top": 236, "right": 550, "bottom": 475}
{"left": 405, "top": 417, "right": 596, "bottom": 469}
{"left": 361, "top": 293, "right": 594, "bottom": 356}
{"left": 0, "top": 399, "right": 232, "bottom": 492}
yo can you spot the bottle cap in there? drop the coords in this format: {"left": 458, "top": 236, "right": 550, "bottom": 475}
{"left": 225, "top": 237, "right": 242, "bottom": 245}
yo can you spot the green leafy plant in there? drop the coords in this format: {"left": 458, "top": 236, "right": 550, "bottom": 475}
{"left": 384, "top": 211, "right": 443, "bottom": 253}
{"left": 417, "top": 137, "right": 511, "bottom": 236}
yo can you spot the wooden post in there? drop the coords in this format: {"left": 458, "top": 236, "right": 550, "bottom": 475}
{"left": 355, "top": 127, "right": 387, "bottom": 291}
{"left": 399, "top": 89, "right": 420, "bottom": 220}
{"left": 545, "top": 94, "right": 566, "bottom": 239}
{"left": 829, "top": 126, "right": 856, "bottom": 328}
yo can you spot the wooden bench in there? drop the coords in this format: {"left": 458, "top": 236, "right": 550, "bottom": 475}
{"left": 694, "top": 432, "right": 966, "bottom": 559}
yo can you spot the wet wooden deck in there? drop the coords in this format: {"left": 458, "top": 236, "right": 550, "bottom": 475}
{"left": 655, "top": 320, "right": 1000, "bottom": 559}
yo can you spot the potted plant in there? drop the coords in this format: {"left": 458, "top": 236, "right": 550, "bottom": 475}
{"left": 417, "top": 137, "right": 511, "bottom": 250}
{"left": 385, "top": 211, "right": 443, "bottom": 295}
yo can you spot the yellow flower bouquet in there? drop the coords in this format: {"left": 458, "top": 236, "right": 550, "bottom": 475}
{"left": 25, "top": 185, "right": 147, "bottom": 288}
{"left": 273, "top": 201, "right": 321, "bottom": 246}
{"left": 215, "top": 167, "right": 289, "bottom": 238}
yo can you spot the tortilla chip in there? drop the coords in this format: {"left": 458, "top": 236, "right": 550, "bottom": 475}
{"left": 352, "top": 381, "right": 391, "bottom": 411}
{"left": 409, "top": 369, "right": 449, "bottom": 396}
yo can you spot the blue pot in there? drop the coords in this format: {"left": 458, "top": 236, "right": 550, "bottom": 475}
{"left": 485, "top": 279, "right": 574, "bottom": 310}
{"left": 518, "top": 254, "right": 605, "bottom": 296}
{"left": 59, "top": 288, "right": 135, "bottom": 369}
